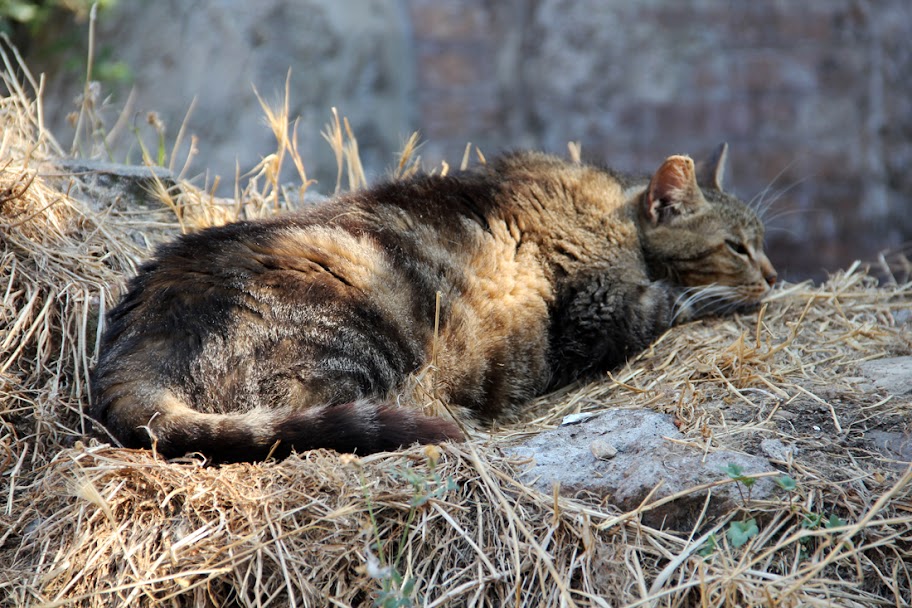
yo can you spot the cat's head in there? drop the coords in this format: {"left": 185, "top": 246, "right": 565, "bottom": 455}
{"left": 637, "top": 144, "right": 777, "bottom": 313}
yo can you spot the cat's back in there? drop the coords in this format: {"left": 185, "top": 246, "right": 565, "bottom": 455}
{"left": 95, "top": 167, "right": 518, "bottom": 391}
{"left": 103, "top": 154, "right": 639, "bottom": 353}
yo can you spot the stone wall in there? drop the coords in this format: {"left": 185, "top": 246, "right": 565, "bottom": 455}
{"left": 29, "top": 0, "right": 416, "bottom": 188}
{"left": 23, "top": 0, "right": 912, "bottom": 280}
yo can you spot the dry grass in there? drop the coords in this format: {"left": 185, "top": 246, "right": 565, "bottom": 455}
{"left": 1, "top": 49, "right": 911, "bottom": 608}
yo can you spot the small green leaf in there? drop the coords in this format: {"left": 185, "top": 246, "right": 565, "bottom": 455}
{"left": 698, "top": 533, "right": 718, "bottom": 557}
{"left": 801, "top": 513, "right": 823, "bottom": 529}
{"left": 727, "top": 518, "right": 759, "bottom": 548}
{"left": 401, "top": 578, "right": 416, "bottom": 596}
{"left": 740, "top": 476, "right": 757, "bottom": 489}
{"left": 776, "top": 475, "right": 797, "bottom": 491}
{"left": 391, "top": 568, "right": 403, "bottom": 586}
{"left": 409, "top": 494, "right": 430, "bottom": 508}
{"left": 825, "top": 514, "right": 846, "bottom": 529}
{"left": 722, "top": 464, "right": 744, "bottom": 479}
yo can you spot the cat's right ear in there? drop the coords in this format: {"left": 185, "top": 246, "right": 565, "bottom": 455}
{"left": 695, "top": 142, "right": 728, "bottom": 191}
{"left": 645, "top": 155, "right": 704, "bottom": 225}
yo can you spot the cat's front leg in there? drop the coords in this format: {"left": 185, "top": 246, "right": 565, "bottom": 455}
{"left": 548, "top": 276, "right": 678, "bottom": 385}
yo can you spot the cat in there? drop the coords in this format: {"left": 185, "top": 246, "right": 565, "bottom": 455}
{"left": 90, "top": 144, "right": 777, "bottom": 463}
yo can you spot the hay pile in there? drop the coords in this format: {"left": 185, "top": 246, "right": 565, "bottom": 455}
{"left": 1, "top": 53, "right": 911, "bottom": 608}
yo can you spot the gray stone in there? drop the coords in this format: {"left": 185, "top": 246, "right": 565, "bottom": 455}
{"left": 841, "top": 376, "right": 877, "bottom": 393}
{"left": 858, "top": 356, "right": 912, "bottom": 396}
{"left": 40, "top": 158, "right": 176, "bottom": 212}
{"left": 866, "top": 430, "right": 912, "bottom": 466}
{"left": 37, "top": 158, "right": 181, "bottom": 250}
{"left": 760, "top": 438, "right": 797, "bottom": 462}
{"left": 894, "top": 309, "right": 912, "bottom": 325}
{"left": 589, "top": 439, "right": 617, "bottom": 460}
{"left": 505, "top": 408, "right": 780, "bottom": 529}
{"left": 561, "top": 412, "right": 599, "bottom": 426}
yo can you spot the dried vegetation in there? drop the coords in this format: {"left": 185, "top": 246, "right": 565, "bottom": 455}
{"left": 1, "top": 47, "right": 911, "bottom": 607}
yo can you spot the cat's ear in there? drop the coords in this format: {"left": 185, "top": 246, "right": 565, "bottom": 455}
{"left": 645, "top": 155, "right": 705, "bottom": 225}
{"left": 695, "top": 142, "right": 728, "bottom": 191}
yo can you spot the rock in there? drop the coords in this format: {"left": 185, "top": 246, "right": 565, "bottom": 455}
{"left": 865, "top": 430, "right": 912, "bottom": 467}
{"left": 41, "top": 159, "right": 176, "bottom": 212}
{"left": 589, "top": 439, "right": 617, "bottom": 460}
{"left": 858, "top": 356, "right": 912, "bottom": 396}
{"left": 894, "top": 309, "right": 912, "bottom": 325}
{"left": 841, "top": 376, "right": 877, "bottom": 393}
{"left": 37, "top": 159, "right": 183, "bottom": 250}
{"left": 760, "top": 438, "right": 797, "bottom": 462}
{"left": 505, "top": 408, "right": 780, "bottom": 530}
{"left": 561, "top": 412, "right": 599, "bottom": 426}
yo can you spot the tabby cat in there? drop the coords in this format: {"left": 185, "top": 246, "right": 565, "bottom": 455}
{"left": 90, "top": 145, "right": 776, "bottom": 463}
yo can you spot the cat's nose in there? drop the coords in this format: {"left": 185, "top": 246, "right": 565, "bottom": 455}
{"left": 758, "top": 254, "right": 777, "bottom": 288}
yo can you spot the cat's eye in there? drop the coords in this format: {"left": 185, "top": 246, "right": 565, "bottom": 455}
{"left": 725, "top": 240, "right": 750, "bottom": 256}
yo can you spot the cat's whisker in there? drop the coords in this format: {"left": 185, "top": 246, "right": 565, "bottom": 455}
{"left": 672, "top": 288, "right": 707, "bottom": 322}
{"left": 749, "top": 158, "right": 800, "bottom": 212}
{"left": 753, "top": 180, "right": 808, "bottom": 225}
{"left": 765, "top": 226, "right": 801, "bottom": 238}
{"left": 672, "top": 284, "right": 740, "bottom": 322}
{"left": 748, "top": 163, "right": 812, "bottom": 229}
{"left": 755, "top": 176, "right": 811, "bottom": 222}
{"left": 762, "top": 206, "right": 817, "bottom": 226}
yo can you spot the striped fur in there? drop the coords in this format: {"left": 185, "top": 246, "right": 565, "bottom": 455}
{"left": 90, "top": 147, "right": 775, "bottom": 462}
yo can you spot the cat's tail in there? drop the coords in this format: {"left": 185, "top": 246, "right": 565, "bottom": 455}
{"left": 94, "top": 392, "right": 465, "bottom": 463}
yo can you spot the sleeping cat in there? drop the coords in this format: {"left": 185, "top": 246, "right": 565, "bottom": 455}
{"left": 90, "top": 144, "right": 776, "bottom": 463}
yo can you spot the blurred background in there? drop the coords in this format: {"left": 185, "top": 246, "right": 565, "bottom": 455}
{"left": 5, "top": 0, "right": 911, "bottom": 281}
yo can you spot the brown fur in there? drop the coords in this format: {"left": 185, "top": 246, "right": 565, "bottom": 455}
{"left": 90, "top": 146, "right": 776, "bottom": 462}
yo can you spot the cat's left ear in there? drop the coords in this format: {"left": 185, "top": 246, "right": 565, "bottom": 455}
{"left": 695, "top": 142, "right": 728, "bottom": 191}
{"left": 645, "top": 155, "right": 705, "bottom": 225}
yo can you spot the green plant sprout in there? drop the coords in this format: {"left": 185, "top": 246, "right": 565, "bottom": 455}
{"left": 727, "top": 518, "right": 759, "bottom": 548}
{"left": 362, "top": 449, "right": 457, "bottom": 607}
